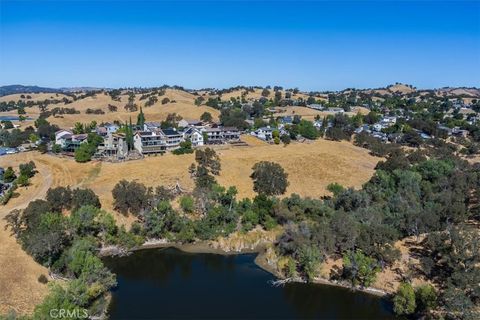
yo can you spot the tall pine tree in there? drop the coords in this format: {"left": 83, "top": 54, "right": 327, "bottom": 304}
{"left": 125, "top": 118, "right": 134, "bottom": 151}
{"left": 137, "top": 106, "right": 145, "bottom": 128}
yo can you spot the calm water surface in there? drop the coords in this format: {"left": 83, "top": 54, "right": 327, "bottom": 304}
{"left": 103, "top": 248, "right": 397, "bottom": 319}
{"left": 0, "top": 116, "right": 32, "bottom": 121}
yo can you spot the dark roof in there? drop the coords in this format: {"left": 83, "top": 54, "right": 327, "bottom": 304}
{"left": 72, "top": 134, "right": 88, "bottom": 140}
{"left": 187, "top": 120, "right": 203, "bottom": 125}
{"left": 222, "top": 127, "right": 239, "bottom": 131}
{"left": 136, "top": 131, "right": 154, "bottom": 136}
{"left": 144, "top": 122, "right": 161, "bottom": 128}
{"left": 162, "top": 128, "right": 181, "bottom": 136}
{"left": 205, "top": 128, "right": 222, "bottom": 132}
{"left": 182, "top": 127, "right": 200, "bottom": 134}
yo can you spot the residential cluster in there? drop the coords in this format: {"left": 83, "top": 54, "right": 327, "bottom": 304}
{"left": 54, "top": 120, "right": 242, "bottom": 160}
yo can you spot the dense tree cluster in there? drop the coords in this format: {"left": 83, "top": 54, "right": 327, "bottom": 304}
{"left": 106, "top": 142, "right": 478, "bottom": 319}
{"left": 219, "top": 108, "right": 249, "bottom": 130}
{"left": 74, "top": 133, "right": 103, "bottom": 163}
{"left": 172, "top": 139, "right": 193, "bottom": 155}
{"left": 2, "top": 86, "right": 480, "bottom": 318}
{"left": 272, "top": 145, "right": 479, "bottom": 319}
{"left": 4, "top": 186, "right": 143, "bottom": 317}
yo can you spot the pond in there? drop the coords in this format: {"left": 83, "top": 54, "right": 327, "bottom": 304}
{"left": 0, "top": 115, "right": 32, "bottom": 121}
{"left": 103, "top": 247, "right": 398, "bottom": 319}
{"left": 0, "top": 147, "right": 17, "bottom": 155}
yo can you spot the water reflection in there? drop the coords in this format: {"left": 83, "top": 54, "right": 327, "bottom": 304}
{"left": 103, "top": 248, "right": 397, "bottom": 319}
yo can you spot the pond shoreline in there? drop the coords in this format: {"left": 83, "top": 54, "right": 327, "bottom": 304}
{"left": 103, "top": 243, "right": 396, "bottom": 319}
{"left": 100, "top": 240, "right": 390, "bottom": 298}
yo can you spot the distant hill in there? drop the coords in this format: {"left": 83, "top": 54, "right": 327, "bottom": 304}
{"left": 58, "top": 87, "right": 106, "bottom": 92}
{"left": 436, "top": 87, "right": 480, "bottom": 97}
{"left": 1, "top": 83, "right": 479, "bottom": 99}
{"left": 0, "top": 85, "right": 62, "bottom": 97}
{"left": 0, "top": 85, "right": 107, "bottom": 97}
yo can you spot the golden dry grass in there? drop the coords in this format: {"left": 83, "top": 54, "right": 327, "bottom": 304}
{"left": 387, "top": 84, "right": 416, "bottom": 94}
{"left": 0, "top": 153, "right": 51, "bottom": 316}
{"left": 0, "top": 153, "right": 100, "bottom": 315}
{"left": 0, "top": 124, "right": 380, "bottom": 315}
{"left": 5, "top": 138, "right": 380, "bottom": 212}
{"left": 217, "top": 88, "right": 318, "bottom": 102}
{"left": 0, "top": 138, "right": 380, "bottom": 215}
{"left": 76, "top": 138, "right": 380, "bottom": 217}
{"left": 0, "top": 93, "right": 71, "bottom": 103}
{"left": 272, "top": 106, "right": 369, "bottom": 121}
{"left": 47, "top": 90, "right": 219, "bottom": 129}
{"left": 1, "top": 89, "right": 220, "bottom": 129}
{"left": 0, "top": 227, "right": 49, "bottom": 315}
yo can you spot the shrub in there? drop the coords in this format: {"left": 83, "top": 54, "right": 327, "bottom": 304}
{"left": 326, "top": 182, "right": 344, "bottom": 196}
{"left": 263, "top": 215, "right": 277, "bottom": 230}
{"left": 19, "top": 161, "right": 36, "bottom": 178}
{"left": 172, "top": 140, "right": 193, "bottom": 155}
{"left": 251, "top": 161, "right": 289, "bottom": 196}
{"left": 16, "top": 174, "right": 30, "bottom": 187}
{"left": 3, "top": 167, "right": 16, "bottom": 183}
{"left": 74, "top": 143, "right": 94, "bottom": 162}
{"left": 297, "top": 120, "right": 319, "bottom": 139}
{"left": 200, "top": 111, "right": 212, "bottom": 122}
{"left": 38, "top": 274, "right": 49, "bottom": 284}
{"left": 52, "top": 144, "right": 62, "bottom": 153}
{"left": 72, "top": 188, "right": 101, "bottom": 211}
{"left": 415, "top": 284, "right": 437, "bottom": 313}
{"left": 112, "top": 180, "right": 150, "bottom": 215}
{"left": 393, "top": 282, "right": 416, "bottom": 315}
{"left": 0, "top": 185, "right": 16, "bottom": 205}
{"left": 46, "top": 186, "right": 72, "bottom": 212}
{"left": 298, "top": 245, "right": 321, "bottom": 281}
{"left": 280, "top": 134, "right": 291, "bottom": 145}
{"left": 286, "top": 257, "right": 297, "bottom": 278}
{"left": 180, "top": 196, "right": 195, "bottom": 213}
{"left": 85, "top": 108, "right": 105, "bottom": 115}
{"left": 241, "top": 209, "right": 259, "bottom": 232}
{"left": 342, "top": 250, "right": 380, "bottom": 287}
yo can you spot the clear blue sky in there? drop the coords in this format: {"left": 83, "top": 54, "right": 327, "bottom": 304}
{"left": 0, "top": 1, "right": 479, "bottom": 91}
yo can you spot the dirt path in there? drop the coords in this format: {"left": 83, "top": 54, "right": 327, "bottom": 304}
{"left": 0, "top": 153, "right": 54, "bottom": 315}
{"left": 0, "top": 152, "right": 104, "bottom": 315}
{"left": 0, "top": 140, "right": 381, "bottom": 315}
{"left": 1, "top": 155, "right": 53, "bottom": 216}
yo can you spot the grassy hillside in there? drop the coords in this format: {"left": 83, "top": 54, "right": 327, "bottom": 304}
{"left": 1, "top": 89, "right": 220, "bottom": 129}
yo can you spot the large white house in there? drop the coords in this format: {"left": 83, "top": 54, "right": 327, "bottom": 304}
{"left": 203, "top": 126, "right": 240, "bottom": 144}
{"left": 251, "top": 126, "right": 273, "bottom": 141}
{"left": 55, "top": 129, "right": 73, "bottom": 147}
{"left": 134, "top": 130, "right": 167, "bottom": 154}
{"left": 182, "top": 127, "right": 204, "bottom": 147}
{"left": 134, "top": 128, "right": 184, "bottom": 154}
{"left": 55, "top": 130, "right": 88, "bottom": 152}
{"left": 96, "top": 132, "right": 128, "bottom": 158}
{"left": 162, "top": 128, "right": 183, "bottom": 150}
